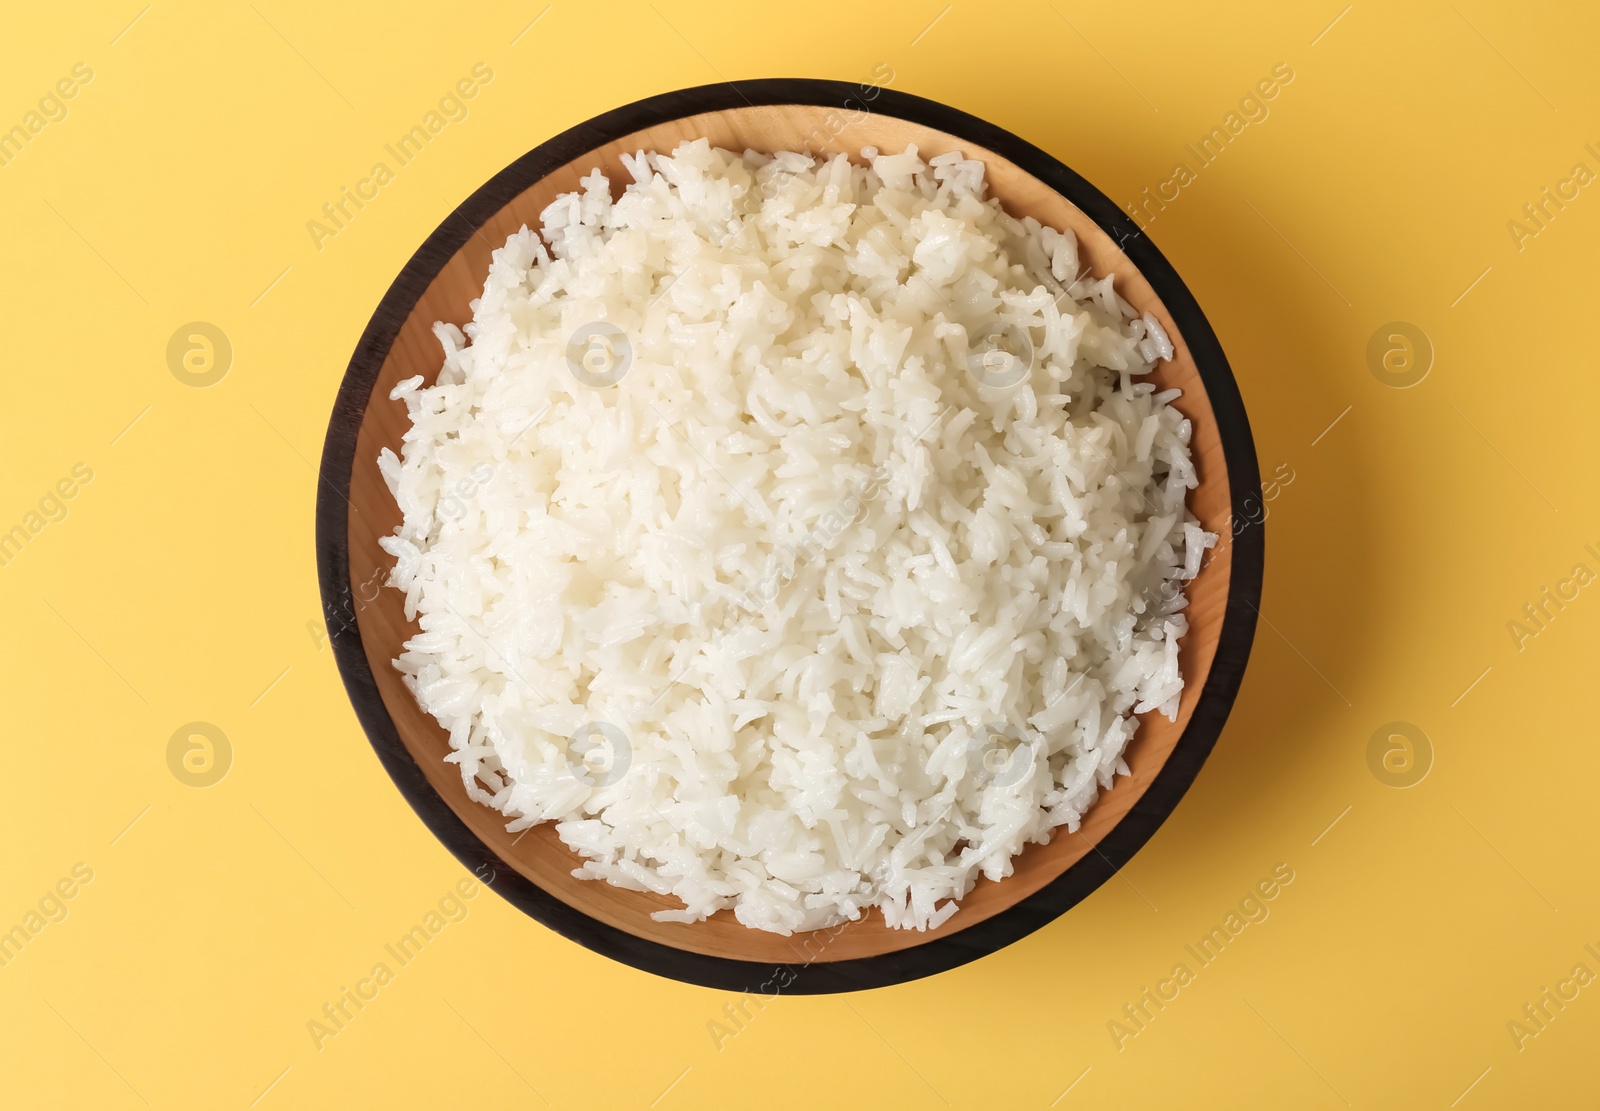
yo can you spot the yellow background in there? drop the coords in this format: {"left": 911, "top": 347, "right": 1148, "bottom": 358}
{"left": 3, "top": 0, "right": 1596, "bottom": 1106}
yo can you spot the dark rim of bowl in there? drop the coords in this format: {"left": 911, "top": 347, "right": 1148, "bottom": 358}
{"left": 316, "top": 77, "right": 1264, "bottom": 994}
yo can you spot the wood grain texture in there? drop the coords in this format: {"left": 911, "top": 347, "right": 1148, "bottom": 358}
{"left": 342, "top": 100, "right": 1235, "bottom": 966}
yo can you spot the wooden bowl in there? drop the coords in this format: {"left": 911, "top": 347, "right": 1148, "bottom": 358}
{"left": 317, "top": 79, "right": 1263, "bottom": 992}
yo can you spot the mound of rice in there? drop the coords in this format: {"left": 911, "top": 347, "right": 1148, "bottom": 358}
{"left": 379, "top": 139, "right": 1214, "bottom": 934}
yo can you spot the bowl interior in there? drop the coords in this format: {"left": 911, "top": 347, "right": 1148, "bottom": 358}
{"left": 345, "top": 103, "right": 1232, "bottom": 964}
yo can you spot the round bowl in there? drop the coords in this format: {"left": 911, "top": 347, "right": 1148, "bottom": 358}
{"left": 316, "top": 78, "right": 1263, "bottom": 993}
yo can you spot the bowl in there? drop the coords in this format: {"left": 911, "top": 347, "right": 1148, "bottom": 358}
{"left": 316, "top": 78, "right": 1263, "bottom": 992}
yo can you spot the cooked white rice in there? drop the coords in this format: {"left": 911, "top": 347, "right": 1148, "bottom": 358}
{"left": 379, "top": 139, "right": 1214, "bottom": 934}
